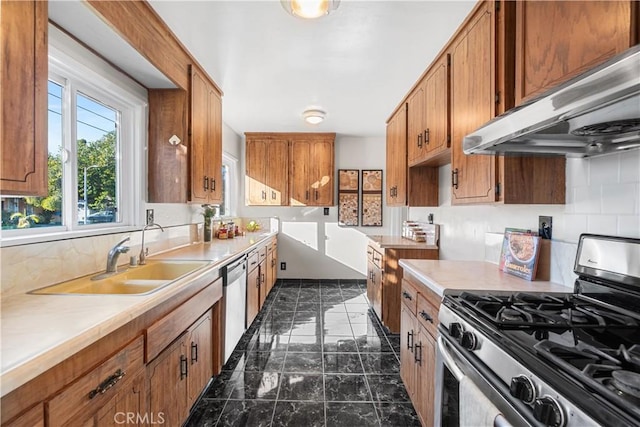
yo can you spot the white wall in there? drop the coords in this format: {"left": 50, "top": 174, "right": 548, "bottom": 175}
{"left": 408, "top": 150, "right": 640, "bottom": 270}
{"left": 237, "top": 134, "right": 396, "bottom": 279}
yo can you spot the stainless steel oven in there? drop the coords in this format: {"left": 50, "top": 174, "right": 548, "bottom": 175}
{"left": 435, "top": 235, "right": 640, "bottom": 427}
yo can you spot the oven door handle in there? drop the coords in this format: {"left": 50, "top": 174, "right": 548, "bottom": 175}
{"left": 437, "top": 335, "right": 465, "bottom": 382}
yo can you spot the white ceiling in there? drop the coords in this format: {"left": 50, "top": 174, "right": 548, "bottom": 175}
{"left": 148, "top": 0, "right": 476, "bottom": 137}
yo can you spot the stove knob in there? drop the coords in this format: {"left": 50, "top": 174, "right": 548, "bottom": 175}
{"left": 533, "top": 396, "right": 565, "bottom": 427}
{"left": 460, "top": 331, "right": 478, "bottom": 350}
{"left": 449, "top": 322, "right": 464, "bottom": 340}
{"left": 509, "top": 375, "right": 536, "bottom": 404}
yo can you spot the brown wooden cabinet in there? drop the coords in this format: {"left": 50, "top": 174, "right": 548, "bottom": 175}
{"left": 3, "top": 404, "right": 43, "bottom": 427}
{"left": 244, "top": 133, "right": 335, "bottom": 207}
{"left": 449, "top": 1, "right": 566, "bottom": 205}
{"left": 96, "top": 370, "right": 147, "bottom": 427}
{"left": 245, "top": 136, "right": 289, "bottom": 206}
{"left": 400, "top": 275, "right": 440, "bottom": 427}
{"left": 422, "top": 55, "right": 451, "bottom": 165}
{"left": 147, "top": 309, "right": 213, "bottom": 426}
{"left": 266, "top": 238, "right": 278, "bottom": 294}
{"left": 0, "top": 0, "right": 48, "bottom": 196}
{"left": 366, "top": 240, "right": 438, "bottom": 333}
{"left": 290, "top": 136, "right": 335, "bottom": 206}
{"left": 407, "top": 85, "right": 425, "bottom": 166}
{"left": 385, "top": 104, "right": 408, "bottom": 206}
{"left": 247, "top": 249, "right": 261, "bottom": 327}
{"left": 190, "top": 67, "right": 222, "bottom": 205}
{"left": 515, "top": 0, "right": 638, "bottom": 105}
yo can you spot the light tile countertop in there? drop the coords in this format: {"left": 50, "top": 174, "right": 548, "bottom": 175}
{"left": 399, "top": 259, "right": 572, "bottom": 298}
{"left": 367, "top": 235, "right": 438, "bottom": 250}
{"left": 0, "top": 232, "right": 275, "bottom": 398}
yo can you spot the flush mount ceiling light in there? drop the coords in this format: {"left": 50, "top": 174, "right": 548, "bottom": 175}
{"left": 303, "top": 108, "right": 326, "bottom": 125}
{"left": 281, "top": 0, "right": 340, "bottom": 19}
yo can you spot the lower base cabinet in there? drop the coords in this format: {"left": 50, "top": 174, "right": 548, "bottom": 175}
{"left": 400, "top": 275, "right": 440, "bottom": 427}
{"left": 96, "top": 370, "right": 147, "bottom": 427}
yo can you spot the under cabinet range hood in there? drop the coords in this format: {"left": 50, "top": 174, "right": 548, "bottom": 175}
{"left": 463, "top": 45, "right": 640, "bottom": 157}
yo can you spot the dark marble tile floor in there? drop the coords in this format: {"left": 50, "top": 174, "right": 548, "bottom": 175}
{"left": 185, "top": 279, "right": 419, "bottom": 427}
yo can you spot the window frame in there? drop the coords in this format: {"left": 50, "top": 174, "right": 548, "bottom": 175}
{"left": 220, "top": 152, "right": 239, "bottom": 218}
{"left": 0, "top": 25, "right": 147, "bottom": 247}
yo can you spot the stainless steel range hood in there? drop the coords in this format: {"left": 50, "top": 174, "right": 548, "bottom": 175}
{"left": 463, "top": 45, "right": 640, "bottom": 158}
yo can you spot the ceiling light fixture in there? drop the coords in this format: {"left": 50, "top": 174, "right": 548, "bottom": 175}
{"left": 303, "top": 108, "right": 326, "bottom": 125}
{"left": 281, "top": 0, "right": 340, "bottom": 19}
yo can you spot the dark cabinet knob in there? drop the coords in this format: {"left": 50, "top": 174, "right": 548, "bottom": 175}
{"left": 449, "top": 322, "right": 463, "bottom": 340}
{"left": 510, "top": 375, "right": 536, "bottom": 404}
{"left": 533, "top": 396, "right": 565, "bottom": 427}
{"left": 460, "top": 331, "right": 478, "bottom": 350}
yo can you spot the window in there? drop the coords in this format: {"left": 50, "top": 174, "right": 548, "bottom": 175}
{"left": 219, "top": 153, "right": 238, "bottom": 217}
{"left": 1, "top": 25, "right": 146, "bottom": 242}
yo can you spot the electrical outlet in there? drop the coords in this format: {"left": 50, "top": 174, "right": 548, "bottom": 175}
{"left": 539, "top": 216, "right": 552, "bottom": 239}
{"left": 324, "top": 207, "right": 329, "bottom": 216}
{"left": 146, "top": 209, "right": 154, "bottom": 225}
{"left": 280, "top": 262, "right": 286, "bottom": 271}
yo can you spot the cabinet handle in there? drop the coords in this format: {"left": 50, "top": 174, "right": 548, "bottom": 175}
{"left": 261, "top": 273, "right": 265, "bottom": 284}
{"left": 407, "top": 330, "right": 414, "bottom": 351}
{"left": 180, "top": 355, "right": 188, "bottom": 380}
{"left": 256, "top": 276, "right": 260, "bottom": 287}
{"left": 414, "top": 342, "right": 423, "bottom": 365}
{"left": 272, "top": 190, "right": 276, "bottom": 200}
{"left": 191, "top": 342, "right": 198, "bottom": 363}
{"left": 417, "top": 133, "right": 423, "bottom": 148}
{"left": 424, "top": 128, "right": 430, "bottom": 144}
{"left": 420, "top": 310, "right": 434, "bottom": 323}
{"left": 315, "top": 190, "right": 319, "bottom": 201}
{"left": 88, "top": 369, "right": 126, "bottom": 399}
{"left": 452, "top": 168, "right": 459, "bottom": 189}
{"left": 211, "top": 179, "right": 216, "bottom": 191}
{"left": 402, "top": 291, "right": 413, "bottom": 301}
{"left": 203, "top": 176, "right": 209, "bottom": 191}
{"left": 305, "top": 190, "right": 309, "bottom": 200}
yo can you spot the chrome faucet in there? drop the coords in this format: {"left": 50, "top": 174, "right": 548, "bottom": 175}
{"left": 106, "top": 237, "right": 130, "bottom": 274}
{"left": 139, "top": 223, "right": 164, "bottom": 265}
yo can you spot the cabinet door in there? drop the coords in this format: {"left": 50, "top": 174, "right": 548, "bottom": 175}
{"left": 450, "top": 2, "right": 497, "bottom": 204}
{"left": 187, "top": 312, "right": 213, "bottom": 406}
{"left": 386, "top": 105, "right": 407, "bottom": 206}
{"left": 424, "top": 55, "right": 450, "bottom": 160}
{"left": 400, "top": 306, "right": 417, "bottom": 398}
{"left": 96, "top": 370, "right": 147, "bottom": 427}
{"left": 0, "top": 0, "right": 48, "bottom": 196}
{"left": 246, "top": 266, "right": 260, "bottom": 326}
{"left": 515, "top": 1, "right": 636, "bottom": 105}
{"left": 4, "top": 404, "right": 43, "bottom": 427}
{"left": 147, "top": 336, "right": 188, "bottom": 427}
{"left": 207, "top": 88, "right": 222, "bottom": 204}
{"left": 266, "top": 139, "right": 289, "bottom": 205}
{"left": 366, "top": 259, "right": 382, "bottom": 321}
{"left": 415, "top": 328, "right": 436, "bottom": 426}
{"left": 289, "top": 139, "right": 311, "bottom": 206}
{"left": 310, "top": 139, "right": 334, "bottom": 206}
{"left": 246, "top": 138, "right": 267, "bottom": 205}
{"left": 406, "top": 85, "right": 424, "bottom": 166}
{"left": 267, "top": 247, "right": 277, "bottom": 294}
{"left": 190, "top": 68, "right": 210, "bottom": 203}
{"left": 258, "top": 259, "right": 267, "bottom": 309}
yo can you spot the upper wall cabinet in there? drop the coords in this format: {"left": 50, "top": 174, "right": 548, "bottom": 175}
{"left": 0, "top": 0, "right": 48, "bottom": 196}
{"left": 515, "top": 0, "right": 638, "bottom": 105}
{"left": 245, "top": 134, "right": 289, "bottom": 206}
{"left": 190, "top": 67, "right": 222, "bottom": 205}
{"left": 147, "top": 68, "right": 222, "bottom": 205}
{"left": 245, "top": 133, "right": 335, "bottom": 207}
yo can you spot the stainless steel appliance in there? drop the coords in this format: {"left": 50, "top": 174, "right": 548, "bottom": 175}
{"left": 436, "top": 234, "right": 640, "bottom": 427}
{"left": 463, "top": 45, "right": 640, "bottom": 157}
{"left": 222, "top": 255, "right": 247, "bottom": 362}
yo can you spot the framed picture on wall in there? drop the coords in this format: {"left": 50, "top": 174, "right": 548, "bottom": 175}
{"left": 361, "top": 170, "right": 382, "bottom": 226}
{"left": 338, "top": 169, "right": 360, "bottom": 226}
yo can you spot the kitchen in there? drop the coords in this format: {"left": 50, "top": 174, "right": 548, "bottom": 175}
{"left": 1, "top": 0, "right": 639, "bottom": 426}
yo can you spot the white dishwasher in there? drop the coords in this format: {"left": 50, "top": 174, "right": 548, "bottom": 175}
{"left": 222, "top": 255, "right": 247, "bottom": 362}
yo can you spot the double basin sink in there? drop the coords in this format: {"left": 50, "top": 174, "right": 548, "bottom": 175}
{"left": 31, "top": 260, "right": 211, "bottom": 296}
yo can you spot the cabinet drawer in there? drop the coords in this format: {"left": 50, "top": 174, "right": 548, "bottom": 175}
{"left": 372, "top": 249, "right": 384, "bottom": 270}
{"left": 267, "top": 237, "right": 277, "bottom": 253}
{"left": 416, "top": 293, "right": 439, "bottom": 338}
{"left": 146, "top": 278, "right": 222, "bottom": 362}
{"left": 247, "top": 250, "right": 259, "bottom": 271}
{"left": 400, "top": 279, "right": 418, "bottom": 315}
{"left": 366, "top": 245, "right": 374, "bottom": 261}
{"left": 47, "top": 336, "right": 144, "bottom": 427}
{"left": 259, "top": 245, "right": 267, "bottom": 261}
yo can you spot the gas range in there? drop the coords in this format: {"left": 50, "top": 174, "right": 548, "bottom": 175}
{"left": 438, "top": 234, "right": 640, "bottom": 427}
